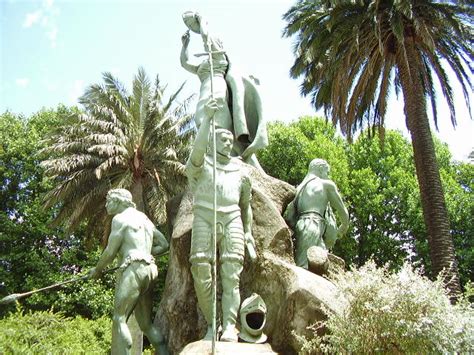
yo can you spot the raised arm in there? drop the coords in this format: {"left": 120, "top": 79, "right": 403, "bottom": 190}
{"left": 327, "top": 181, "right": 349, "bottom": 235}
{"left": 188, "top": 99, "right": 218, "bottom": 167}
{"left": 89, "top": 217, "right": 123, "bottom": 279}
{"left": 180, "top": 31, "right": 198, "bottom": 74}
{"left": 152, "top": 227, "right": 169, "bottom": 256}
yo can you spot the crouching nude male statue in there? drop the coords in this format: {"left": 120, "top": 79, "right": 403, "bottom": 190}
{"left": 285, "top": 159, "right": 349, "bottom": 269}
{"left": 186, "top": 99, "right": 256, "bottom": 342}
{"left": 89, "top": 188, "right": 169, "bottom": 354}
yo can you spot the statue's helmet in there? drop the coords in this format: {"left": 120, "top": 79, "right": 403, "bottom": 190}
{"left": 238, "top": 293, "right": 267, "bottom": 344}
{"left": 182, "top": 11, "right": 201, "bottom": 34}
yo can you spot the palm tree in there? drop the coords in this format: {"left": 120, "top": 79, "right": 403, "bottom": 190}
{"left": 41, "top": 68, "right": 194, "bottom": 242}
{"left": 283, "top": 0, "right": 473, "bottom": 298}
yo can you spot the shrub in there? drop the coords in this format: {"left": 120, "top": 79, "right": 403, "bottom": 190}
{"left": 296, "top": 261, "right": 474, "bottom": 354}
{"left": 0, "top": 307, "right": 111, "bottom": 354}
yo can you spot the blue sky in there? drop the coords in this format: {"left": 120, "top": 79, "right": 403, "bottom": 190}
{"left": 1, "top": 0, "right": 472, "bottom": 161}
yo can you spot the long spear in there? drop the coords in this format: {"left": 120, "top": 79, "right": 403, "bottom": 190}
{"left": 207, "top": 36, "right": 219, "bottom": 355}
{"left": 0, "top": 266, "right": 119, "bottom": 305}
{"left": 194, "top": 40, "right": 226, "bottom": 355}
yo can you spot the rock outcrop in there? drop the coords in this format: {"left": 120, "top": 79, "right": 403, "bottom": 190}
{"left": 155, "top": 162, "right": 346, "bottom": 354}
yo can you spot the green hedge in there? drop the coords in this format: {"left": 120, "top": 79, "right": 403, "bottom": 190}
{"left": 0, "top": 307, "right": 111, "bottom": 354}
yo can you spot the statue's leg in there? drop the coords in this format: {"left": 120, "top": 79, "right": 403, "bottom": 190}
{"left": 295, "top": 216, "right": 325, "bottom": 269}
{"left": 190, "top": 261, "right": 213, "bottom": 339}
{"left": 220, "top": 260, "right": 243, "bottom": 342}
{"left": 220, "top": 219, "right": 245, "bottom": 342}
{"left": 112, "top": 268, "right": 141, "bottom": 355}
{"left": 133, "top": 264, "right": 168, "bottom": 355}
{"left": 190, "top": 213, "right": 213, "bottom": 340}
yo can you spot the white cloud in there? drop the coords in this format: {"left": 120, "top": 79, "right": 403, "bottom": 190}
{"left": 23, "top": 10, "right": 42, "bottom": 28}
{"left": 22, "top": 1, "right": 59, "bottom": 48}
{"left": 15, "top": 78, "right": 30, "bottom": 88}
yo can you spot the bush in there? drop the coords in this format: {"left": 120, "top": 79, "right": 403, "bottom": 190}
{"left": 0, "top": 307, "right": 111, "bottom": 354}
{"left": 296, "top": 261, "right": 474, "bottom": 354}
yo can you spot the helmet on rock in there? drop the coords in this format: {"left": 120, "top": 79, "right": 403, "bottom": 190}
{"left": 239, "top": 293, "right": 267, "bottom": 344}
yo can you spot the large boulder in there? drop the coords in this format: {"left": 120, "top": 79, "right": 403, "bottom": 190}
{"left": 155, "top": 162, "right": 346, "bottom": 354}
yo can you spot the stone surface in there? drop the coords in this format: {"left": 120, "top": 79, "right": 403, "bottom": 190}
{"left": 307, "top": 246, "right": 329, "bottom": 275}
{"left": 155, "top": 163, "right": 347, "bottom": 354}
{"left": 327, "top": 253, "right": 346, "bottom": 275}
{"left": 180, "top": 340, "right": 277, "bottom": 354}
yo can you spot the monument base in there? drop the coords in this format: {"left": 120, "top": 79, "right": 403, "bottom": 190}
{"left": 179, "top": 340, "right": 277, "bottom": 354}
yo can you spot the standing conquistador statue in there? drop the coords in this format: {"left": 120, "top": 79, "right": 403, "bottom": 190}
{"left": 186, "top": 99, "right": 256, "bottom": 342}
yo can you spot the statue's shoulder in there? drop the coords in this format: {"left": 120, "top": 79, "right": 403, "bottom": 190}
{"left": 114, "top": 207, "right": 144, "bottom": 224}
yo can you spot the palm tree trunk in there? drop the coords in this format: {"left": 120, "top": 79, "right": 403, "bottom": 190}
{"left": 397, "top": 36, "right": 461, "bottom": 300}
{"left": 130, "top": 180, "right": 145, "bottom": 212}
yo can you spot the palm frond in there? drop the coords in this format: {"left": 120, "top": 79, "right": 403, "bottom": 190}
{"left": 41, "top": 68, "right": 194, "bottom": 237}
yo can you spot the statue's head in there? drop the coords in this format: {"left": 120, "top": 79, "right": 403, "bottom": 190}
{"left": 106, "top": 188, "right": 136, "bottom": 215}
{"left": 209, "top": 128, "right": 233, "bottom": 158}
{"left": 182, "top": 11, "right": 202, "bottom": 34}
{"left": 308, "top": 158, "right": 330, "bottom": 178}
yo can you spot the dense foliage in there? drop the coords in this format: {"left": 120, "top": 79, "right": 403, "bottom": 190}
{"left": 0, "top": 109, "right": 116, "bottom": 318}
{"left": 258, "top": 117, "right": 473, "bottom": 287}
{"left": 283, "top": 0, "right": 473, "bottom": 298}
{"left": 40, "top": 68, "right": 194, "bottom": 242}
{"left": 0, "top": 307, "right": 112, "bottom": 353}
{"left": 295, "top": 262, "right": 474, "bottom": 353}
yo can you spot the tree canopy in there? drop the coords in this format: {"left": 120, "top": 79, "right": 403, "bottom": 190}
{"left": 40, "top": 68, "right": 194, "bottom": 242}
{"left": 258, "top": 117, "right": 473, "bottom": 288}
{"left": 283, "top": 0, "right": 473, "bottom": 298}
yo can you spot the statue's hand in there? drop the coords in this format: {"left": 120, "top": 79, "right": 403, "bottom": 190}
{"left": 181, "top": 30, "right": 190, "bottom": 47}
{"left": 245, "top": 232, "right": 257, "bottom": 261}
{"left": 204, "top": 98, "right": 219, "bottom": 118}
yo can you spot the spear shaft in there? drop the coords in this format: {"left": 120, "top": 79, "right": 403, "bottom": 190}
{"left": 0, "top": 266, "right": 119, "bottom": 305}
{"left": 207, "top": 36, "right": 218, "bottom": 355}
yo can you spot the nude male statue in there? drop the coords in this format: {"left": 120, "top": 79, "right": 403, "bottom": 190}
{"left": 89, "top": 188, "right": 169, "bottom": 355}
{"left": 186, "top": 99, "right": 256, "bottom": 342}
{"left": 285, "top": 159, "right": 349, "bottom": 269}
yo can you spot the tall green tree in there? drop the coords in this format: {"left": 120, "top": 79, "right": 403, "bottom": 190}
{"left": 259, "top": 116, "right": 473, "bottom": 288}
{"left": 0, "top": 109, "right": 114, "bottom": 318}
{"left": 283, "top": 0, "right": 473, "bottom": 298}
{"left": 41, "top": 68, "right": 194, "bottom": 241}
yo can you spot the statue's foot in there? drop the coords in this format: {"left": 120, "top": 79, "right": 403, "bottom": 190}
{"left": 203, "top": 326, "right": 214, "bottom": 341}
{"left": 220, "top": 326, "right": 238, "bottom": 342}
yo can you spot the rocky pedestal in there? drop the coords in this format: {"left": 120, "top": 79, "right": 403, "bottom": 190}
{"left": 180, "top": 340, "right": 277, "bottom": 354}
{"left": 155, "top": 162, "right": 347, "bottom": 354}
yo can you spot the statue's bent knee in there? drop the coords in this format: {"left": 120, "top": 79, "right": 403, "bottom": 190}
{"left": 190, "top": 262, "right": 212, "bottom": 281}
